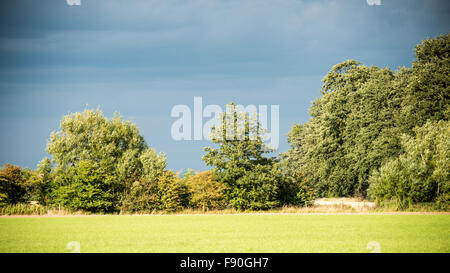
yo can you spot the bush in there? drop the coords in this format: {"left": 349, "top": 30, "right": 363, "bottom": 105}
{"left": 122, "top": 170, "right": 188, "bottom": 213}
{"left": 157, "top": 171, "right": 189, "bottom": 212}
{"left": 368, "top": 120, "right": 449, "bottom": 209}
{"left": 0, "top": 164, "right": 27, "bottom": 205}
{"left": 21, "top": 169, "right": 47, "bottom": 204}
{"left": 278, "top": 169, "right": 314, "bottom": 207}
{"left": 185, "top": 171, "right": 228, "bottom": 211}
{"left": 368, "top": 157, "right": 435, "bottom": 209}
{"left": 121, "top": 179, "right": 159, "bottom": 212}
{"left": 0, "top": 164, "right": 46, "bottom": 206}
{"left": 49, "top": 160, "right": 116, "bottom": 213}
{"left": 229, "top": 165, "right": 280, "bottom": 210}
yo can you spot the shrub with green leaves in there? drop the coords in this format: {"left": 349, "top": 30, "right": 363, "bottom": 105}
{"left": 185, "top": 170, "right": 228, "bottom": 211}
{"left": 368, "top": 120, "right": 449, "bottom": 209}
{"left": 49, "top": 160, "right": 115, "bottom": 213}
{"left": 121, "top": 179, "right": 159, "bottom": 212}
{"left": 230, "top": 165, "right": 280, "bottom": 210}
{"left": 368, "top": 157, "right": 435, "bottom": 209}
{"left": 0, "top": 164, "right": 46, "bottom": 206}
{"left": 157, "top": 171, "right": 189, "bottom": 212}
{"left": 121, "top": 170, "right": 188, "bottom": 213}
{"left": 277, "top": 166, "right": 314, "bottom": 207}
{"left": 0, "top": 164, "right": 26, "bottom": 205}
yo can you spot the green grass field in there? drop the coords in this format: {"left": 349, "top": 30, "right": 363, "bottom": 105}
{"left": 0, "top": 214, "right": 449, "bottom": 253}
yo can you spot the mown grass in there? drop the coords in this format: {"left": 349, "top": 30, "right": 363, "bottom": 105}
{"left": 0, "top": 214, "right": 449, "bottom": 253}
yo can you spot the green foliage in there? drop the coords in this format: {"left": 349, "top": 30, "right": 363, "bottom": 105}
{"left": 403, "top": 120, "right": 449, "bottom": 209}
{"left": 0, "top": 164, "right": 46, "bottom": 206}
{"left": 284, "top": 35, "right": 450, "bottom": 198}
{"left": 121, "top": 179, "right": 159, "bottom": 212}
{"left": 229, "top": 165, "right": 280, "bottom": 210}
{"left": 400, "top": 34, "right": 450, "bottom": 131}
{"left": 157, "top": 171, "right": 189, "bottom": 212}
{"left": 368, "top": 157, "right": 434, "bottom": 209}
{"left": 203, "top": 103, "right": 280, "bottom": 210}
{"left": 3, "top": 35, "right": 447, "bottom": 213}
{"left": 182, "top": 169, "right": 196, "bottom": 182}
{"left": 37, "top": 157, "right": 54, "bottom": 205}
{"left": 278, "top": 129, "right": 315, "bottom": 206}
{"left": 0, "top": 193, "right": 6, "bottom": 207}
{"left": 46, "top": 109, "right": 147, "bottom": 188}
{"left": 185, "top": 171, "right": 228, "bottom": 211}
{"left": 0, "top": 164, "right": 26, "bottom": 205}
{"left": 277, "top": 163, "right": 314, "bottom": 206}
{"left": 45, "top": 109, "right": 168, "bottom": 211}
{"left": 49, "top": 160, "right": 116, "bottom": 213}
{"left": 368, "top": 120, "right": 449, "bottom": 209}
{"left": 121, "top": 170, "right": 188, "bottom": 213}
{"left": 140, "top": 148, "right": 167, "bottom": 181}
{"left": 21, "top": 169, "right": 47, "bottom": 204}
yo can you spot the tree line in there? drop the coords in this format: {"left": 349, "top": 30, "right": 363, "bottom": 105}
{"left": 0, "top": 106, "right": 312, "bottom": 213}
{"left": 282, "top": 34, "right": 449, "bottom": 209}
{"left": 0, "top": 34, "right": 448, "bottom": 213}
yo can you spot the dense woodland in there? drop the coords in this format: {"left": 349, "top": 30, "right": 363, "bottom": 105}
{"left": 1, "top": 35, "right": 448, "bottom": 214}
